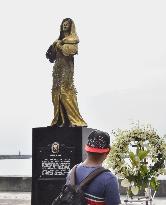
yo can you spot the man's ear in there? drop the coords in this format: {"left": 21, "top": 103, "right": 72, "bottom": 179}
{"left": 106, "top": 148, "right": 111, "bottom": 155}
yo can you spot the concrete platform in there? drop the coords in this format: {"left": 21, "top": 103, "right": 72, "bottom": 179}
{"left": 0, "top": 192, "right": 31, "bottom": 205}
{"left": 0, "top": 192, "right": 165, "bottom": 205}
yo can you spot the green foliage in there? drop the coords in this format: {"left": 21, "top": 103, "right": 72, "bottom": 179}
{"left": 140, "top": 165, "right": 148, "bottom": 175}
{"left": 138, "top": 150, "right": 149, "bottom": 161}
{"left": 129, "top": 151, "right": 137, "bottom": 166}
{"left": 150, "top": 177, "right": 160, "bottom": 191}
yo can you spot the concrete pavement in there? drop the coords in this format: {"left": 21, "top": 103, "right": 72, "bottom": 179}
{"left": 0, "top": 192, "right": 165, "bottom": 205}
{"left": 0, "top": 192, "right": 30, "bottom": 205}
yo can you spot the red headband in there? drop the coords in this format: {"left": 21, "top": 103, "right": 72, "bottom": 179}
{"left": 85, "top": 145, "right": 110, "bottom": 153}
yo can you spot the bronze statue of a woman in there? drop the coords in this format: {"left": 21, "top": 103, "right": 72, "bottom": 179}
{"left": 46, "top": 18, "right": 87, "bottom": 127}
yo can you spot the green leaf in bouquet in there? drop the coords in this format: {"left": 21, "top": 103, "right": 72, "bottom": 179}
{"left": 150, "top": 177, "right": 160, "bottom": 191}
{"left": 129, "top": 151, "right": 138, "bottom": 166}
{"left": 140, "top": 165, "right": 148, "bottom": 175}
{"left": 138, "top": 150, "right": 149, "bottom": 161}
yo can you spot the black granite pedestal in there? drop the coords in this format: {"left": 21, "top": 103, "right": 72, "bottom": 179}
{"left": 31, "top": 126, "right": 93, "bottom": 205}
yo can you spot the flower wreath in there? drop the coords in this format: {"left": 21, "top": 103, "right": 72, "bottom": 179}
{"left": 106, "top": 124, "right": 166, "bottom": 196}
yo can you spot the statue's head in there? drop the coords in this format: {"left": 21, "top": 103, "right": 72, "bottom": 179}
{"left": 59, "top": 18, "right": 77, "bottom": 40}
{"left": 60, "top": 18, "right": 73, "bottom": 33}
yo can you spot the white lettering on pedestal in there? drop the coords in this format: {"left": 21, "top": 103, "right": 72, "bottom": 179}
{"left": 41, "top": 158, "right": 71, "bottom": 176}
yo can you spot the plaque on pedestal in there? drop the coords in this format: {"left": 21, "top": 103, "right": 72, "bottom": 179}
{"left": 31, "top": 126, "right": 93, "bottom": 205}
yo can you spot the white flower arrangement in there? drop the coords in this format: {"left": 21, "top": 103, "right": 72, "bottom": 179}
{"left": 105, "top": 124, "right": 166, "bottom": 196}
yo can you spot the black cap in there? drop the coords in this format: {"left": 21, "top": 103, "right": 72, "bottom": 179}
{"left": 85, "top": 130, "right": 110, "bottom": 153}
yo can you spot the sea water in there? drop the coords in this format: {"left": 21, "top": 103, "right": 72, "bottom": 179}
{"left": 0, "top": 158, "right": 32, "bottom": 176}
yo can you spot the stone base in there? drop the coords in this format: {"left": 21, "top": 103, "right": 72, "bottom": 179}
{"left": 31, "top": 126, "right": 93, "bottom": 205}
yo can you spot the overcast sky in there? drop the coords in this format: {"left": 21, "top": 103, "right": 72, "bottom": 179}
{"left": 0, "top": 0, "right": 166, "bottom": 154}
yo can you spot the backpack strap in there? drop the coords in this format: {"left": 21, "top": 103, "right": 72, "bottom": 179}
{"left": 68, "top": 165, "right": 77, "bottom": 185}
{"left": 79, "top": 167, "right": 110, "bottom": 189}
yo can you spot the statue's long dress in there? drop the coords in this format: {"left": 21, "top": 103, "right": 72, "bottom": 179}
{"left": 51, "top": 36, "right": 87, "bottom": 127}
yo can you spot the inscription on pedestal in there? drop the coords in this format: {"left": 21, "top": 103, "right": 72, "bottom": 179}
{"left": 38, "top": 142, "right": 75, "bottom": 178}
{"left": 41, "top": 157, "right": 71, "bottom": 176}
